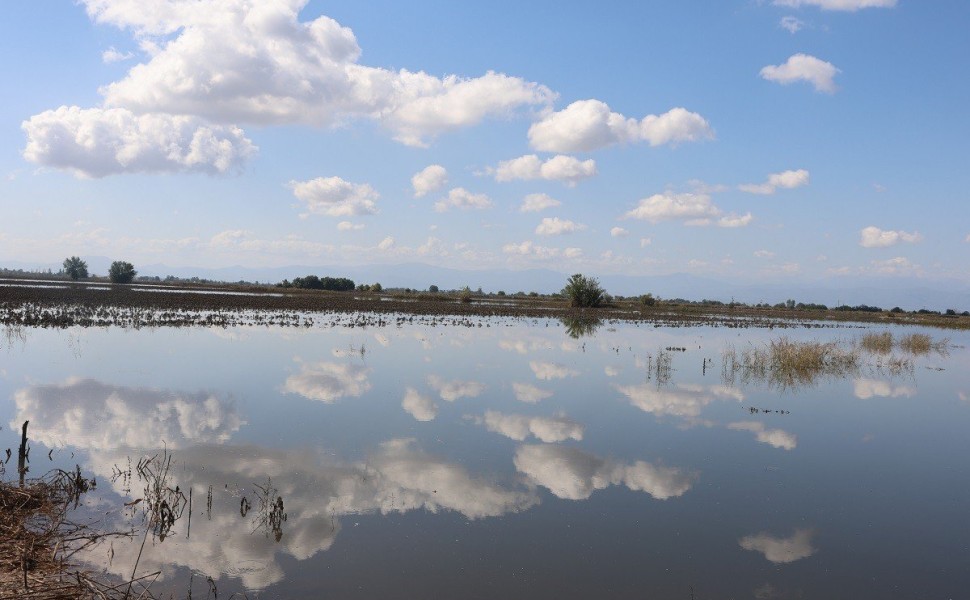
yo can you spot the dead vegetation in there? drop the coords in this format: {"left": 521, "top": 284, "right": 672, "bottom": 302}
{"left": 722, "top": 331, "right": 944, "bottom": 391}
{"left": 0, "top": 468, "right": 151, "bottom": 600}
{"left": 722, "top": 337, "right": 862, "bottom": 391}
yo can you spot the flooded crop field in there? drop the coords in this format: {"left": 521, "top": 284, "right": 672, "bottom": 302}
{"left": 1, "top": 315, "right": 969, "bottom": 599}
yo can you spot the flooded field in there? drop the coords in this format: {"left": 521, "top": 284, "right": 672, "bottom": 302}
{"left": 1, "top": 317, "right": 969, "bottom": 599}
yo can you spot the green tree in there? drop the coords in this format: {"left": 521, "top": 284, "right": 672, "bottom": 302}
{"left": 62, "top": 256, "right": 88, "bottom": 280}
{"left": 562, "top": 273, "right": 605, "bottom": 308}
{"left": 371, "top": 282, "right": 382, "bottom": 292}
{"left": 639, "top": 293, "right": 656, "bottom": 307}
{"left": 429, "top": 284, "right": 439, "bottom": 293}
{"left": 108, "top": 261, "right": 137, "bottom": 284}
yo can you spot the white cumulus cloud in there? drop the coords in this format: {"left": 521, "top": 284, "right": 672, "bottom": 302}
{"left": 717, "top": 213, "right": 754, "bottom": 228}
{"left": 623, "top": 192, "right": 720, "bottom": 224}
{"left": 434, "top": 187, "right": 493, "bottom": 212}
{"left": 492, "top": 154, "right": 597, "bottom": 186}
{"left": 611, "top": 227, "right": 630, "bottom": 238}
{"left": 519, "top": 193, "right": 561, "bottom": 213}
{"left": 337, "top": 221, "right": 364, "bottom": 231}
{"left": 80, "top": 0, "right": 556, "bottom": 147}
{"left": 528, "top": 99, "right": 713, "bottom": 153}
{"left": 859, "top": 226, "right": 922, "bottom": 248}
{"left": 289, "top": 176, "right": 379, "bottom": 217}
{"left": 412, "top": 165, "right": 448, "bottom": 198}
{"left": 22, "top": 106, "right": 256, "bottom": 178}
{"left": 739, "top": 169, "right": 810, "bottom": 194}
{"left": 535, "top": 217, "right": 586, "bottom": 236}
{"left": 761, "top": 54, "right": 840, "bottom": 93}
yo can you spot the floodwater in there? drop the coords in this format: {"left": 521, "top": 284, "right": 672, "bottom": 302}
{"left": 1, "top": 317, "right": 969, "bottom": 599}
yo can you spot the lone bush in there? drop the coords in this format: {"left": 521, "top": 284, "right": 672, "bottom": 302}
{"left": 108, "top": 261, "right": 136, "bottom": 284}
{"left": 562, "top": 273, "right": 605, "bottom": 308}
{"left": 62, "top": 256, "right": 88, "bottom": 280}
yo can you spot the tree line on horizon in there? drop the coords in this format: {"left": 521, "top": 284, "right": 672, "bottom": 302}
{"left": 2, "top": 261, "right": 966, "bottom": 316}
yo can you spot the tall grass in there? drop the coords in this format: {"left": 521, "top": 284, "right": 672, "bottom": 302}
{"left": 898, "top": 333, "right": 949, "bottom": 355}
{"left": 860, "top": 331, "right": 893, "bottom": 354}
{"left": 722, "top": 337, "right": 861, "bottom": 390}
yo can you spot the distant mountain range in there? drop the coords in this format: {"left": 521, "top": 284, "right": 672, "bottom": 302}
{"left": 3, "top": 256, "right": 967, "bottom": 312}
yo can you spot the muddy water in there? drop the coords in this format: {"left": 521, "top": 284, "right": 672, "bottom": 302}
{"left": 1, "top": 318, "right": 968, "bottom": 599}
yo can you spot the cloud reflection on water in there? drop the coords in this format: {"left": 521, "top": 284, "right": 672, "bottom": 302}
{"left": 12, "top": 377, "right": 243, "bottom": 450}
{"left": 739, "top": 528, "right": 816, "bottom": 564}
{"left": 82, "top": 438, "right": 539, "bottom": 590}
{"left": 283, "top": 360, "right": 371, "bottom": 403}
{"left": 514, "top": 444, "right": 696, "bottom": 501}
{"left": 614, "top": 382, "right": 744, "bottom": 419}
{"left": 727, "top": 421, "right": 797, "bottom": 450}
{"left": 474, "top": 410, "right": 584, "bottom": 443}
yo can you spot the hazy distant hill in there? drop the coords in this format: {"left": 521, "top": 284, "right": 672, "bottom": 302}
{"left": 3, "top": 257, "right": 967, "bottom": 312}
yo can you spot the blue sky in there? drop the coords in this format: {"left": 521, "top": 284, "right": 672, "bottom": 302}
{"left": 1, "top": 0, "right": 968, "bottom": 284}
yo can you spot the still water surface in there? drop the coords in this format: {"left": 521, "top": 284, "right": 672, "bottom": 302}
{"left": 1, "top": 318, "right": 968, "bottom": 599}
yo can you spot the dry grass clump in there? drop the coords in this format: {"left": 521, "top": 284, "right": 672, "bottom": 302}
{"left": 723, "top": 337, "right": 861, "bottom": 390}
{"left": 860, "top": 331, "right": 894, "bottom": 354}
{"left": 0, "top": 468, "right": 144, "bottom": 599}
{"left": 898, "top": 333, "right": 949, "bottom": 355}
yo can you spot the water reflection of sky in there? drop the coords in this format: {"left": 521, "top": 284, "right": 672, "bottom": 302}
{"left": 1, "top": 320, "right": 969, "bottom": 598}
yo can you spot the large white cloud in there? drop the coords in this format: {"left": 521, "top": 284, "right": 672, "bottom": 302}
{"left": 289, "top": 176, "right": 379, "bottom": 217}
{"left": 22, "top": 106, "right": 256, "bottom": 178}
{"left": 80, "top": 0, "right": 554, "bottom": 147}
{"left": 528, "top": 99, "right": 713, "bottom": 153}
{"left": 514, "top": 444, "right": 696, "bottom": 501}
{"left": 739, "top": 529, "right": 816, "bottom": 564}
{"left": 774, "top": 0, "right": 896, "bottom": 10}
{"left": 760, "top": 54, "right": 840, "bottom": 93}
{"left": 475, "top": 410, "right": 584, "bottom": 443}
{"left": 859, "top": 226, "right": 922, "bottom": 248}
{"left": 739, "top": 169, "right": 810, "bottom": 195}
{"left": 535, "top": 217, "right": 587, "bottom": 236}
{"left": 492, "top": 154, "right": 597, "bottom": 186}
{"left": 11, "top": 377, "right": 243, "bottom": 450}
{"left": 411, "top": 164, "right": 448, "bottom": 198}
{"left": 282, "top": 360, "right": 371, "bottom": 403}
